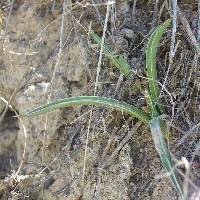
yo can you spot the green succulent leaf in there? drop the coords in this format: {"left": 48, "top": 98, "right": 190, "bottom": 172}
{"left": 90, "top": 31, "right": 132, "bottom": 78}
{"left": 25, "top": 96, "right": 150, "bottom": 124}
{"left": 146, "top": 19, "right": 172, "bottom": 115}
{"left": 150, "top": 117, "right": 183, "bottom": 198}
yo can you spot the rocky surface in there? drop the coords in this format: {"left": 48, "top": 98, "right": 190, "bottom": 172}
{"left": 0, "top": 0, "right": 198, "bottom": 200}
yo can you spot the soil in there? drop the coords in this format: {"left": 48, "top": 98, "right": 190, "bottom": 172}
{"left": 0, "top": 0, "right": 199, "bottom": 200}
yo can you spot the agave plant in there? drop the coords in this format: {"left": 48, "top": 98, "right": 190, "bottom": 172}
{"left": 25, "top": 19, "right": 184, "bottom": 199}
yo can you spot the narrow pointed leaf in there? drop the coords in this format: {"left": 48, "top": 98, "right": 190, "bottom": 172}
{"left": 146, "top": 19, "right": 172, "bottom": 114}
{"left": 90, "top": 31, "right": 132, "bottom": 78}
{"left": 150, "top": 117, "right": 184, "bottom": 199}
{"left": 25, "top": 96, "right": 150, "bottom": 124}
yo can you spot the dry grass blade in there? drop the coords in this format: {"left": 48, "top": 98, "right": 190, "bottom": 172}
{"left": 177, "top": 6, "right": 200, "bottom": 54}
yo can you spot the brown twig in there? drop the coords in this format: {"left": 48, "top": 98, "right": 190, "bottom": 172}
{"left": 169, "top": 0, "right": 178, "bottom": 64}
{"left": 0, "top": 88, "right": 17, "bottom": 125}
